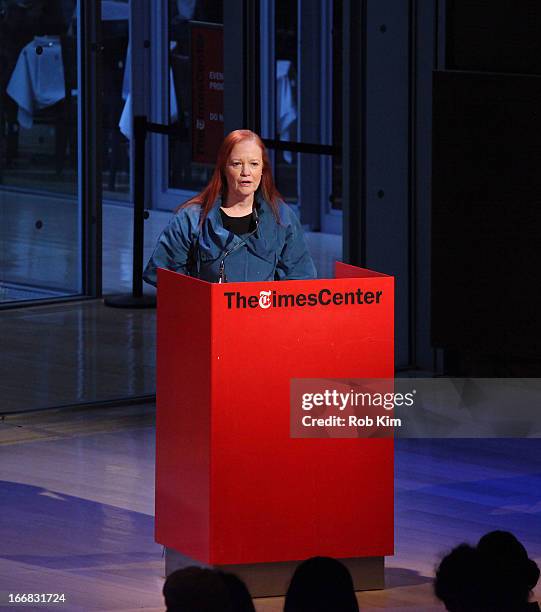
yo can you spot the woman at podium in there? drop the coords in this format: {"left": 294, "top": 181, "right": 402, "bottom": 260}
{"left": 143, "top": 130, "right": 317, "bottom": 284}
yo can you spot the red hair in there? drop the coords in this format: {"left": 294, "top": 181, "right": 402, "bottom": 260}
{"left": 181, "top": 130, "right": 282, "bottom": 224}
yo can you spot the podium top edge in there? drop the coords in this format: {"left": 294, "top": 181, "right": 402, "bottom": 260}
{"left": 156, "top": 264, "right": 393, "bottom": 287}
{"left": 156, "top": 273, "right": 394, "bottom": 289}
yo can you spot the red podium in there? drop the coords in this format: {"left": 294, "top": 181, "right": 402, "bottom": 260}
{"left": 155, "top": 262, "right": 394, "bottom": 593}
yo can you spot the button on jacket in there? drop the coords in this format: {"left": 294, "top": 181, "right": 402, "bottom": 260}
{"left": 143, "top": 196, "right": 317, "bottom": 285}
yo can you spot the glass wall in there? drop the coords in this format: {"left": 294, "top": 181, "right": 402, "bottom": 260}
{"left": 101, "top": 0, "right": 130, "bottom": 202}
{"left": 101, "top": 0, "right": 132, "bottom": 295}
{"left": 260, "top": 0, "right": 342, "bottom": 275}
{"left": 0, "top": 0, "right": 81, "bottom": 303}
{"left": 268, "top": 0, "right": 341, "bottom": 226}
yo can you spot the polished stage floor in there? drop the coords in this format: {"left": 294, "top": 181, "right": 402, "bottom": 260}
{"left": 1, "top": 404, "right": 540, "bottom": 611}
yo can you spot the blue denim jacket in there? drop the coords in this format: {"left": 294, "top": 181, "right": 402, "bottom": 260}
{"left": 143, "top": 196, "right": 317, "bottom": 285}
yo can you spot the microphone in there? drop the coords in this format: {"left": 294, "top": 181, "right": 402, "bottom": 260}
{"left": 217, "top": 207, "right": 259, "bottom": 283}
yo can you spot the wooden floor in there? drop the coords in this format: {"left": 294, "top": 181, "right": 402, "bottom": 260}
{"left": 0, "top": 301, "right": 157, "bottom": 413}
{"left": 1, "top": 405, "right": 539, "bottom": 611}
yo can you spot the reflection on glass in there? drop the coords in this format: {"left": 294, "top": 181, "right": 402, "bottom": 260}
{"left": 271, "top": 0, "right": 342, "bottom": 219}
{"left": 168, "top": 0, "right": 224, "bottom": 195}
{"left": 0, "top": 0, "right": 77, "bottom": 193}
{"left": 101, "top": 0, "right": 130, "bottom": 200}
{"left": 275, "top": 0, "right": 298, "bottom": 204}
{"left": 274, "top": 62, "right": 298, "bottom": 205}
{"left": 0, "top": 0, "right": 81, "bottom": 303}
{"left": 331, "top": 0, "right": 342, "bottom": 211}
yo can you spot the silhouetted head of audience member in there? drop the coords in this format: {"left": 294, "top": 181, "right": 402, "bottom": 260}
{"left": 434, "top": 544, "right": 486, "bottom": 612}
{"left": 219, "top": 571, "right": 257, "bottom": 612}
{"left": 284, "top": 556, "right": 359, "bottom": 612}
{"left": 476, "top": 530, "right": 540, "bottom": 611}
{"left": 163, "top": 566, "right": 255, "bottom": 612}
{"left": 435, "top": 532, "right": 540, "bottom": 612}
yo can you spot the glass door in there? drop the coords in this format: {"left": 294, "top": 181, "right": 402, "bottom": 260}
{"left": 149, "top": 0, "right": 224, "bottom": 212}
{"left": 260, "top": 0, "right": 343, "bottom": 278}
{"left": 0, "top": 0, "right": 82, "bottom": 303}
{"left": 100, "top": 0, "right": 134, "bottom": 295}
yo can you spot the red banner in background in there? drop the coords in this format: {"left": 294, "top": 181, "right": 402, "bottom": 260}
{"left": 191, "top": 24, "right": 224, "bottom": 164}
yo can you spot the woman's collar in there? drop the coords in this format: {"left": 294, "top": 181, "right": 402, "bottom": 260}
{"left": 211, "top": 192, "right": 269, "bottom": 216}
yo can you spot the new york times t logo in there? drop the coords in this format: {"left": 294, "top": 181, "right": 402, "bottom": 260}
{"left": 259, "top": 290, "right": 272, "bottom": 309}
